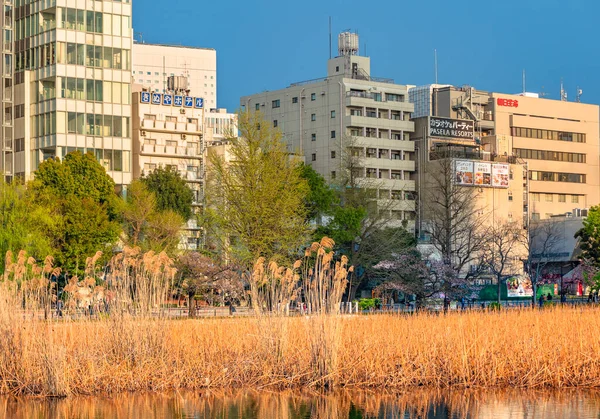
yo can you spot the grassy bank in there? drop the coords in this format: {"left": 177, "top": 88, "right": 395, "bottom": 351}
{"left": 1, "top": 306, "right": 600, "bottom": 397}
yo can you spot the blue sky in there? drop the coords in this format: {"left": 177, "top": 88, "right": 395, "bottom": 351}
{"left": 133, "top": 0, "right": 598, "bottom": 112}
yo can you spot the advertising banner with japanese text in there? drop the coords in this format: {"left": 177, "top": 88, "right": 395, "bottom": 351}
{"left": 492, "top": 163, "right": 510, "bottom": 188}
{"left": 455, "top": 160, "right": 474, "bottom": 185}
{"left": 474, "top": 162, "right": 492, "bottom": 186}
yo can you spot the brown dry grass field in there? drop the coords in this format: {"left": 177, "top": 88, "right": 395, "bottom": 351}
{"left": 1, "top": 306, "right": 600, "bottom": 397}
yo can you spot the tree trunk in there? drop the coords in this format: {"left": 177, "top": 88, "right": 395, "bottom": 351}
{"left": 188, "top": 293, "right": 195, "bottom": 318}
{"left": 497, "top": 274, "right": 502, "bottom": 304}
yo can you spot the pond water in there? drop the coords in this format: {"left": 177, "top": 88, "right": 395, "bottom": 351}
{"left": 1, "top": 389, "right": 600, "bottom": 418}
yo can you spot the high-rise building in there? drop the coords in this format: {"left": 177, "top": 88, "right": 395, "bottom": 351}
{"left": 241, "top": 32, "right": 416, "bottom": 229}
{"left": 1, "top": 0, "right": 134, "bottom": 189}
{"left": 132, "top": 43, "right": 216, "bottom": 106}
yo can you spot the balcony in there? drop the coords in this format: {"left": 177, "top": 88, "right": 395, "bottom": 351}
{"left": 346, "top": 92, "right": 413, "bottom": 111}
{"left": 140, "top": 144, "right": 202, "bottom": 159}
{"left": 348, "top": 115, "right": 414, "bottom": 132}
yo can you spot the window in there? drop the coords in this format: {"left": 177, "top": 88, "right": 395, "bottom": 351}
{"left": 572, "top": 195, "right": 579, "bottom": 204}
{"left": 531, "top": 193, "right": 540, "bottom": 202}
{"left": 545, "top": 194, "right": 553, "bottom": 202}
{"left": 166, "top": 116, "right": 177, "bottom": 122}
{"left": 331, "top": 151, "right": 336, "bottom": 159}
{"left": 558, "top": 194, "right": 566, "bottom": 202}
{"left": 255, "top": 103, "right": 260, "bottom": 111}
{"left": 311, "top": 113, "right": 316, "bottom": 121}
{"left": 311, "top": 153, "right": 316, "bottom": 161}
{"left": 512, "top": 127, "right": 586, "bottom": 143}
{"left": 331, "top": 110, "right": 336, "bottom": 118}
{"left": 273, "top": 120, "right": 278, "bottom": 127}
{"left": 311, "top": 133, "right": 316, "bottom": 142}
{"left": 331, "top": 130, "right": 336, "bottom": 139}
{"left": 529, "top": 171, "right": 586, "bottom": 184}
{"left": 292, "top": 97, "right": 298, "bottom": 104}
{"left": 335, "top": 66, "right": 339, "bottom": 72}
{"left": 144, "top": 114, "right": 156, "bottom": 120}
{"left": 513, "top": 148, "right": 586, "bottom": 163}
{"left": 310, "top": 93, "right": 316, "bottom": 101}
{"left": 331, "top": 171, "right": 336, "bottom": 179}
{"left": 532, "top": 213, "right": 540, "bottom": 221}
{"left": 508, "top": 191, "right": 513, "bottom": 201}
{"left": 272, "top": 99, "right": 280, "bottom": 108}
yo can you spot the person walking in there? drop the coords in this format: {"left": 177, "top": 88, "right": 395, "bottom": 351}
{"left": 538, "top": 293, "right": 545, "bottom": 309}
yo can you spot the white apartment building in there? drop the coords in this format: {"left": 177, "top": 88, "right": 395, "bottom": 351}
{"left": 132, "top": 43, "right": 216, "bottom": 107}
{"left": 1, "top": 0, "right": 133, "bottom": 189}
{"left": 241, "top": 32, "right": 416, "bottom": 227}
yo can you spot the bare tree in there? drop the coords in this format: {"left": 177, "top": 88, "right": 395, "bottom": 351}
{"left": 522, "top": 219, "right": 564, "bottom": 306}
{"left": 325, "top": 135, "right": 414, "bottom": 300}
{"left": 483, "top": 221, "right": 524, "bottom": 304}
{"left": 420, "top": 156, "right": 489, "bottom": 281}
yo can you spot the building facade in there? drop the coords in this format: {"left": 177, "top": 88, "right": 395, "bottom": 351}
{"left": 132, "top": 43, "right": 216, "bottom": 107}
{"left": 1, "top": 0, "right": 133, "bottom": 189}
{"left": 240, "top": 32, "right": 416, "bottom": 228}
{"left": 413, "top": 85, "right": 600, "bottom": 222}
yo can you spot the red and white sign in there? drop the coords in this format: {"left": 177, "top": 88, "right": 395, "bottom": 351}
{"left": 497, "top": 98, "right": 519, "bottom": 108}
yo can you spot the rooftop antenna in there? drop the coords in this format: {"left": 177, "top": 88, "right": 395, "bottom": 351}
{"left": 134, "top": 31, "right": 144, "bottom": 44}
{"left": 560, "top": 78, "right": 568, "bottom": 101}
{"left": 434, "top": 49, "right": 438, "bottom": 84}
{"left": 522, "top": 69, "right": 526, "bottom": 94}
{"left": 539, "top": 85, "right": 549, "bottom": 98}
{"left": 576, "top": 87, "right": 583, "bottom": 103}
{"left": 328, "top": 17, "right": 332, "bottom": 59}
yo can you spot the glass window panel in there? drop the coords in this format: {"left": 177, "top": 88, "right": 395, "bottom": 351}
{"left": 112, "top": 15, "right": 121, "bottom": 37}
{"left": 103, "top": 47, "right": 112, "bottom": 68}
{"left": 95, "top": 80, "right": 103, "bottom": 102}
{"left": 104, "top": 81, "right": 112, "bottom": 103}
{"left": 67, "top": 112, "right": 76, "bottom": 133}
{"left": 86, "top": 114, "right": 95, "bottom": 135}
{"left": 112, "top": 115, "right": 122, "bottom": 137}
{"left": 103, "top": 149, "right": 113, "bottom": 171}
{"left": 76, "top": 10, "right": 84, "bottom": 31}
{"left": 86, "top": 79, "right": 94, "bottom": 101}
{"left": 86, "top": 11, "right": 94, "bottom": 32}
{"left": 113, "top": 150, "right": 122, "bottom": 171}
{"left": 112, "top": 82, "right": 121, "bottom": 103}
{"left": 66, "top": 42, "right": 76, "bottom": 64}
{"left": 94, "top": 114, "right": 102, "bottom": 136}
{"left": 95, "top": 12, "right": 102, "bottom": 34}
{"left": 122, "top": 151, "right": 131, "bottom": 172}
{"left": 77, "top": 113, "right": 85, "bottom": 134}
{"left": 122, "top": 84, "right": 130, "bottom": 105}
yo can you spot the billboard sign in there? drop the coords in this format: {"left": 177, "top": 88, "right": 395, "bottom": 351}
{"left": 455, "top": 160, "right": 474, "bottom": 185}
{"left": 506, "top": 275, "right": 533, "bottom": 298}
{"left": 429, "top": 117, "right": 475, "bottom": 140}
{"left": 492, "top": 164, "right": 510, "bottom": 188}
{"left": 474, "top": 162, "right": 492, "bottom": 187}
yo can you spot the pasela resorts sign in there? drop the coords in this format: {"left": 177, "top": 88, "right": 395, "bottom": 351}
{"left": 429, "top": 117, "right": 474, "bottom": 139}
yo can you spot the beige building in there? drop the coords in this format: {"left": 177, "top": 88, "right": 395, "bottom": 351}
{"left": 241, "top": 32, "right": 416, "bottom": 229}
{"left": 131, "top": 89, "right": 237, "bottom": 249}
{"left": 426, "top": 86, "right": 600, "bottom": 221}
{"left": 132, "top": 43, "right": 217, "bottom": 107}
{"left": 1, "top": 0, "right": 133, "bottom": 188}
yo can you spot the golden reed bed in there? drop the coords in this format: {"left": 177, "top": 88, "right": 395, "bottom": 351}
{"left": 1, "top": 306, "right": 600, "bottom": 397}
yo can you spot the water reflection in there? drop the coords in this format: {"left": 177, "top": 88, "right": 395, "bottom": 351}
{"left": 1, "top": 389, "right": 599, "bottom": 418}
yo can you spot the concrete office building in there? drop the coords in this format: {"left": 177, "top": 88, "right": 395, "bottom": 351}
{"left": 422, "top": 86, "right": 600, "bottom": 221}
{"left": 1, "top": 0, "right": 133, "bottom": 188}
{"left": 132, "top": 43, "right": 216, "bottom": 107}
{"left": 241, "top": 32, "right": 416, "bottom": 228}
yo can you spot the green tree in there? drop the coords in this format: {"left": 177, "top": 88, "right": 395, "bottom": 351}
{"left": 207, "top": 111, "right": 310, "bottom": 265}
{"left": 141, "top": 166, "right": 194, "bottom": 220}
{"left": 576, "top": 205, "right": 600, "bottom": 266}
{"left": 30, "top": 151, "right": 121, "bottom": 274}
{"left": 299, "top": 164, "right": 336, "bottom": 222}
{"left": 0, "top": 181, "right": 55, "bottom": 270}
{"left": 121, "top": 180, "right": 184, "bottom": 254}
